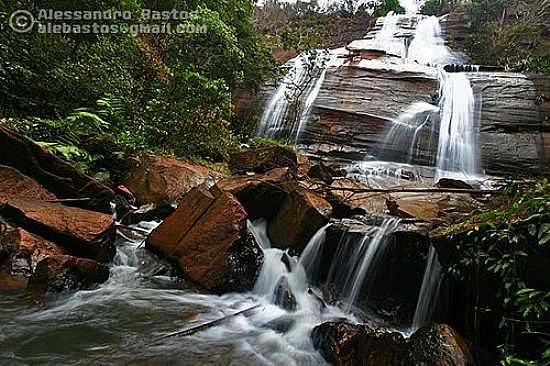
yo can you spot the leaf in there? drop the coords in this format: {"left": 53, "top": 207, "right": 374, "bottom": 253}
{"left": 538, "top": 224, "right": 550, "bottom": 239}
{"left": 539, "top": 234, "right": 550, "bottom": 245}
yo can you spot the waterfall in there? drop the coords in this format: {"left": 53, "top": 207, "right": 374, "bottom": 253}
{"left": 435, "top": 69, "right": 480, "bottom": 181}
{"left": 256, "top": 56, "right": 307, "bottom": 137}
{"left": 381, "top": 102, "right": 440, "bottom": 164}
{"left": 294, "top": 49, "right": 345, "bottom": 144}
{"left": 412, "top": 246, "right": 442, "bottom": 330}
{"left": 297, "top": 223, "right": 331, "bottom": 283}
{"left": 324, "top": 218, "right": 401, "bottom": 312}
{"left": 408, "top": 16, "right": 460, "bottom": 66}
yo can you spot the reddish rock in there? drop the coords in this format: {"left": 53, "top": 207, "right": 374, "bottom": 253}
{"left": 308, "top": 162, "right": 343, "bottom": 185}
{"left": 1, "top": 199, "right": 116, "bottom": 261}
{"left": 268, "top": 189, "right": 332, "bottom": 252}
{"left": 386, "top": 197, "right": 441, "bottom": 221}
{"left": 297, "top": 154, "right": 311, "bottom": 176}
{"left": 0, "top": 221, "right": 65, "bottom": 276}
{"left": 229, "top": 146, "right": 298, "bottom": 175}
{"left": 215, "top": 167, "right": 297, "bottom": 220}
{"left": 122, "top": 154, "right": 222, "bottom": 206}
{"left": 0, "top": 125, "right": 115, "bottom": 212}
{"left": 0, "top": 165, "right": 57, "bottom": 204}
{"left": 28, "top": 255, "right": 109, "bottom": 295}
{"left": 312, "top": 322, "right": 474, "bottom": 366}
{"left": 146, "top": 188, "right": 263, "bottom": 293}
{"left": 115, "top": 185, "right": 135, "bottom": 202}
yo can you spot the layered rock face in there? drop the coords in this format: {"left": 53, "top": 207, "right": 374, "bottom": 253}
{"left": 300, "top": 65, "right": 549, "bottom": 176}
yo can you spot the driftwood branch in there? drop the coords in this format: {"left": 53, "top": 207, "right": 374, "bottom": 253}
{"left": 148, "top": 304, "right": 262, "bottom": 344}
{"left": 45, "top": 198, "right": 92, "bottom": 203}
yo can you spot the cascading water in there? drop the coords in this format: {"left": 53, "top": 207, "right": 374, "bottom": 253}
{"left": 408, "top": 16, "right": 461, "bottom": 66}
{"left": 381, "top": 101, "right": 440, "bottom": 164}
{"left": 256, "top": 56, "right": 307, "bottom": 137}
{"left": 435, "top": 68, "right": 480, "bottom": 181}
{"left": 412, "top": 246, "right": 442, "bottom": 330}
{"left": 294, "top": 49, "right": 346, "bottom": 144}
{"left": 343, "top": 218, "right": 401, "bottom": 311}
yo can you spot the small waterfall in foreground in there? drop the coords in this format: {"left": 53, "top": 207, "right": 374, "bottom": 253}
{"left": 435, "top": 69, "right": 480, "bottom": 181}
{"left": 298, "top": 223, "right": 331, "bottom": 283}
{"left": 344, "top": 218, "right": 400, "bottom": 311}
{"left": 256, "top": 56, "right": 307, "bottom": 137}
{"left": 408, "top": 16, "right": 460, "bottom": 66}
{"left": 412, "top": 246, "right": 442, "bottom": 330}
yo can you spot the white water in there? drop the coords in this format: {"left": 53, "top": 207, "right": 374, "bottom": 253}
{"left": 435, "top": 69, "right": 480, "bottom": 181}
{"left": 412, "top": 246, "right": 442, "bottom": 330}
{"left": 294, "top": 49, "right": 346, "bottom": 144}
{"left": 344, "top": 218, "right": 400, "bottom": 311}
{"left": 381, "top": 101, "right": 440, "bottom": 164}
{"left": 348, "top": 12, "right": 406, "bottom": 57}
{"left": 408, "top": 16, "right": 460, "bottom": 65}
{"left": 257, "top": 56, "right": 307, "bottom": 137}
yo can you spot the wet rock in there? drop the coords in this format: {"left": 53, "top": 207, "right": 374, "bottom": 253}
{"left": 122, "top": 153, "right": 222, "bottom": 206}
{"left": 215, "top": 167, "right": 297, "bottom": 220}
{"left": 436, "top": 178, "right": 473, "bottom": 190}
{"left": 121, "top": 202, "right": 176, "bottom": 225}
{"left": 297, "top": 154, "right": 311, "bottom": 176}
{"left": 409, "top": 324, "right": 475, "bottom": 366}
{"left": 229, "top": 146, "right": 298, "bottom": 175}
{"left": 311, "top": 321, "right": 373, "bottom": 365}
{"left": 0, "top": 165, "right": 57, "bottom": 204}
{"left": 0, "top": 125, "right": 114, "bottom": 212}
{"left": 273, "top": 276, "right": 297, "bottom": 311}
{"left": 28, "top": 255, "right": 109, "bottom": 295}
{"left": 386, "top": 197, "right": 441, "bottom": 221}
{"left": 146, "top": 187, "right": 263, "bottom": 293}
{"left": 115, "top": 185, "right": 135, "bottom": 202}
{"left": 308, "top": 162, "right": 340, "bottom": 184}
{"left": 262, "top": 315, "right": 297, "bottom": 333}
{"left": 0, "top": 199, "right": 116, "bottom": 261}
{"left": 313, "top": 321, "right": 473, "bottom": 366}
{"left": 0, "top": 221, "right": 65, "bottom": 278}
{"left": 268, "top": 189, "right": 332, "bottom": 252}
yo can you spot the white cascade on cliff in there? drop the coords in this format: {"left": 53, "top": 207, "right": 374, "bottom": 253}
{"left": 435, "top": 69, "right": 481, "bottom": 181}
{"left": 408, "top": 16, "right": 460, "bottom": 65}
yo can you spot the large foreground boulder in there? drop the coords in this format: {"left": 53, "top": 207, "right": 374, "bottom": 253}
{"left": 312, "top": 321, "right": 474, "bottom": 366}
{"left": 0, "top": 125, "right": 114, "bottom": 212}
{"left": 268, "top": 189, "right": 332, "bottom": 252}
{"left": 146, "top": 187, "right": 263, "bottom": 293}
{"left": 122, "top": 154, "right": 222, "bottom": 206}
{"left": 0, "top": 165, "right": 57, "bottom": 203}
{"left": 28, "top": 255, "right": 109, "bottom": 295}
{"left": 1, "top": 199, "right": 116, "bottom": 261}
{"left": 229, "top": 146, "right": 298, "bottom": 175}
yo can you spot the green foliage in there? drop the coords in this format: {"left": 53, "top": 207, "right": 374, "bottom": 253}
{"left": 0, "top": 0, "right": 275, "bottom": 169}
{"left": 373, "top": 0, "right": 405, "bottom": 16}
{"left": 420, "top": 0, "right": 451, "bottom": 16}
{"left": 445, "top": 180, "right": 550, "bottom": 364}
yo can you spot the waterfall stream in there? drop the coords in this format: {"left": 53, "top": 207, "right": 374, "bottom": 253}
{"left": 412, "top": 246, "right": 442, "bottom": 330}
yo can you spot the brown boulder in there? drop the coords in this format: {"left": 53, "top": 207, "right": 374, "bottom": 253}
{"left": 122, "top": 154, "right": 222, "bottom": 206}
{"left": 229, "top": 146, "right": 298, "bottom": 175}
{"left": 146, "top": 187, "right": 263, "bottom": 293}
{"left": 386, "top": 197, "right": 441, "bottom": 221}
{"left": 268, "top": 189, "right": 332, "bottom": 252}
{"left": 1, "top": 199, "right": 116, "bottom": 261}
{"left": 312, "top": 321, "right": 474, "bottom": 366}
{"left": 409, "top": 324, "right": 474, "bottom": 366}
{"left": 436, "top": 178, "right": 473, "bottom": 190}
{"left": 0, "top": 125, "right": 114, "bottom": 212}
{"left": 28, "top": 255, "right": 109, "bottom": 295}
{"left": 0, "top": 221, "right": 65, "bottom": 278}
{"left": 308, "top": 162, "right": 345, "bottom": 185}
{"left": 0, "top": 165, "right": 57, "bottom": 204}
{"left": 215, "top": 167, "right": 297, "bottom": 220}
